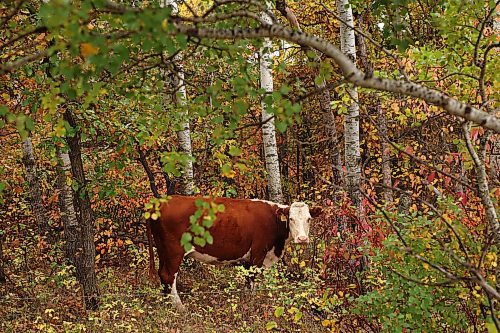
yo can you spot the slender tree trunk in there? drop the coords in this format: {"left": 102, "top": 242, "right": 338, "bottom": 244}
{"left": 260, "top": 7, "right": 284, "bottom": 203}
{"left": 0, "top": 232, "right": 6, "bottom": 283}
{"left": 56, "top": 148, "right": 79, "bottom": 265}
{"left": 356, "top": 12, "right": 392, "bottom": 203}
{"left": 377, "top": 103, "right": 393, "bottom": 202}
{"left": 137, "top": 146, "right": 161, "bottom": 198}
{"left": 22, "top": 137, "right": 50, "bottom": 234}
{"left": 172, "top": 65, "right": 195, "bottom": 195}
{"left": 337, "top": 0, "right": 361, "bottom": 210}
{"left": 161, "top": 0, "right": 194, "bottom": 196}
{"left": 316, "top": 79, "right": 344, "bottom": 185}
{"left": 490, "top": 137, "right": 500, "bottom": 187}
{"left": 63, "top": 110, "right": 99, "bottom": 310}
{"left": 463, "top": 124, "right": 500, "bottom": 289}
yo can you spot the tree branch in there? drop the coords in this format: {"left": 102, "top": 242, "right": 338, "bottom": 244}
{"left": 166, "top": 21, "right": 500, "bottom": 132}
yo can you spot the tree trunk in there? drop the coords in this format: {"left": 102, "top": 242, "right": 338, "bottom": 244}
{"left": 172, "top": 65, "right": 195, "bottom": 196}
{"left": 63, "top": 110, "right": 99, "bottom": 310}
{"left": 463, "top": 124, "right": 500, "bottom": 291}
{"left": 377, "top": 103, "right": 393, "bottom": 202}
{"left": 490, "top": 137, "right": 499, "bottom": 187}
{"left": 56, "top": 148, "right": 79, "bottom": 265}
{"left": 337, "top": 0, "right": 361, "bottom": 210}
{"left": 161, "top": 0, "right": 195, "bottom": 196}
{"left": 0, "top": 232, "right": 6, "bottom": 283}
{"left": 137, "top": 146, "right": 161, "bottom": 198}
{"left": 260, "top": 7, "right": 284, "bottom": 203}
{"left": 22, "top": 137, "right": 50, "bottom": 234}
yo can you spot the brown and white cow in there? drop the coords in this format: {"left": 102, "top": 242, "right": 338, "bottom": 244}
{"left": 146, "top": 195, "right": 322, "bottom": 310}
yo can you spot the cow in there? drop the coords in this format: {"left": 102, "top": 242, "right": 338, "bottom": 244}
{"left": 146, "top": 195, "right": 322, "bottom": 310}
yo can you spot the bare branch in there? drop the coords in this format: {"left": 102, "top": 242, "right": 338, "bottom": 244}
{"left": 169, "top": 21, "right": 500, "bottom": 132}
{"left": 0, "top": 49, "right": 48, "bottom": 74}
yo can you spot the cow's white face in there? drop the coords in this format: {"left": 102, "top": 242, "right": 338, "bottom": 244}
{"left": 288, "top": 202, "right": 312, "bottom": 244}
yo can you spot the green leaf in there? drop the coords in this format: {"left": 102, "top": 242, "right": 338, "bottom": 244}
{"left": 180, "top": 232, "right": 192, "bottom": 246}
{"left": 228, "top": 146, "right": 241, "bottom": 157}
{"left": 217, "top": 204, "right": 225, "bottom": 213}
{"left": 25, "top": 117, "right": 35, "bottom": 131}
{"left": 274, "top": 306, "right": 285, "bottom": 318}
{"left": 205, "top": 231, "right": 213, "bottom": 245}
{"left": 265, "top": 321, "right": 278, "bottom": 331}
{"left": 0, "top": 105, "right": 8, "bottom": 116}
{"left": 194, "top": 236, "right": 206, "bottom": 247}
{"left": 275, "top": 121, "right": 287, "bottom": 133}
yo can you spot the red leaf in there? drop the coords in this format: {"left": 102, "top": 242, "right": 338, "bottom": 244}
{"left": 427, "top": 171, "right": 436, "bottom": 183}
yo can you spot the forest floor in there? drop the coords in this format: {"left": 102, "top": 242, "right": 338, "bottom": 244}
{"left": 0, "top": 239, "right": 365, "bottom": 333}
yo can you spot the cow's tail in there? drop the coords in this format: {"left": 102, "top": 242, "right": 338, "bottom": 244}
{"left": 146, "top": 218, "right": 156, "bottom": 281}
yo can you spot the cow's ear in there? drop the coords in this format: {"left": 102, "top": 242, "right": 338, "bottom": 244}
{"left": 276, "top": 207, "right": 290, "bottom": 222}
{"left": 309, "top": 206, "right": 322, "bottom": 218}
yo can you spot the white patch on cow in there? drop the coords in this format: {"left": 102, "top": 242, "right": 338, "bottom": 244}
{"left": 250, "top": 199, "right": 288, "bottom": 209}
{"left": 171, "top": 273, "right": 185, "bottom": 311}
{"left": 288, "top": 202, "right": 311, "bottom": 243}
{"left": 186, "top": 249, "right": 251, "bottom": 265}
{"left": 263, "top": 247, "right": 280, "bottom": 268}
{"left": 186, "top": 251, "right": 219, "bottom": 263}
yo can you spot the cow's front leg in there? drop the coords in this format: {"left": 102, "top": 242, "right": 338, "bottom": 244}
{"left": 158, "top": 254, "right": 185, "bottom": 312}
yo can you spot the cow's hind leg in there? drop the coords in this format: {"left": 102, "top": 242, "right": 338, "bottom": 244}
{"left": 158, "top": 251, "right": 185, "bottom": 311}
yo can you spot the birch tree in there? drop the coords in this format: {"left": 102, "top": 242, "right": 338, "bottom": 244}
{"left": 161, "top": 0, "right": 194, "bottom": 196}
{"left": 336, "top": 0, "right": 361, "bottom": 209}
{"left": 260, "top": 5, "right": 284, "bottom": 203}
{"left": 56, "top": 149, "right": 79, "bottom": 265}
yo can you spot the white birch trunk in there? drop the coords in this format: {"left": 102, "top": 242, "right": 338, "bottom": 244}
{"left": 336, "top": 0, "right": 361, "bottom": 208}
{"left": 161, "top": 0, "right": 194, "bottom": 195}
{"left": 172, "top": 64, "right": 195, "bottom": 195}
{"left": 56, "top": 149, "right": 79, "bottom": 264}
{"left": 260, "top": 9, "right": 284, "bottom": 203}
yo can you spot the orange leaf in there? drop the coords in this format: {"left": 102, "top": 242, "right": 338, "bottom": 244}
{"left": 80, "top": 43, "right": 99, "bottom": 57}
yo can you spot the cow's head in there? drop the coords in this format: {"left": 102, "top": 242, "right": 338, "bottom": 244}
{"left": 279, "top": 202, "right": 322, "bottom": 244}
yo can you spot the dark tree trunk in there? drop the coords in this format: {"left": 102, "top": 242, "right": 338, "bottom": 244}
{"left": 56, "top": 148, "right": 79, "bottom": 265}
{"left": 63, "top": 110, "right": 99, "bottom": 310}
{"left": 22, "top": 137, "right": 50, "bottom": 234}
{"left": 377, "top": 103, "right": 394, "bottom": 202}
{"left": 137, "top": 145, "right": 161, "bottom": 198}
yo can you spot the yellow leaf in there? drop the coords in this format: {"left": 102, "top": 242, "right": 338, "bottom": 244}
{"left": 151, "top": 212, "right": 159, "bottom": 220}
{"left": 80, "top": 43, "right": 99, "bottom": 57}
{"left": 124, "top": 239, "right": 133, "bottom": 245}
{"left": 322, "top": 320, "right": 331, "bottom": 327}
{"left": 299, "top": 261, "right": 306, "bottom": 268}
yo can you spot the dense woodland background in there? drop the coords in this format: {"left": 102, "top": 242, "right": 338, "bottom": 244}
{"left": 0, "top": 0, "right": 499, "bottom": 332}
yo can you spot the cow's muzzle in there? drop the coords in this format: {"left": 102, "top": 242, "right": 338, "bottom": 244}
{"left": 296, "top": 236, "right": 309, "bottom": 244}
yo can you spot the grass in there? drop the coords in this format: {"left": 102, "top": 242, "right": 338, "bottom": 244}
{"left": 0, "top": 240, "right": 350, "bottom": 333}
